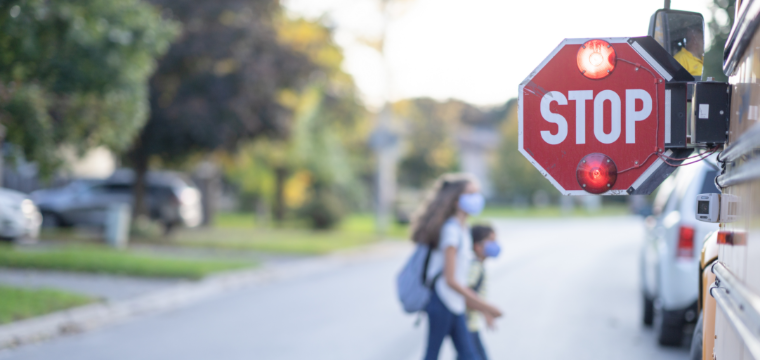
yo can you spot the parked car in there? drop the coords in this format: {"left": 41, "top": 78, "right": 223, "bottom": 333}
{"left": 640, "top": 156, "right": 720, "bottom": 346}
{"left": 0, "top": 188, "right": 42, "bottom": 242}
{"left": 31, "top": 170, "right": 202, "bottom": 232}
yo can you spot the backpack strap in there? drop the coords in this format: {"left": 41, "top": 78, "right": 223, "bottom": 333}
{"left": 425, "top": 246, "right": 442, "bottom": 289}
{"left": 425, "top": 224, "right": 467, "bottom": 289}
{"left": 421, "top": 245, "right": 433, "bottom": 285}
{"left": 471, "top": 262, "right": 485, "bottom": 293}
{"left": 429, "top": 272, "right": 442, "bottom": 289}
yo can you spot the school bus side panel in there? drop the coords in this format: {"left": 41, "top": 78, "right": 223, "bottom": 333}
{"left": 714, "top": 18, "right": 760, "bottom": 359}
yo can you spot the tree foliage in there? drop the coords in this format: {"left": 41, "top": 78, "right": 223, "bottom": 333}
{"left": 277, "top": 17, "right": 368, "bottom": 190}
{"left": 132, "top": 0, "right": 316, "bottom": 165}
{"left": 220, "top": 15, "right": 369, "bottom": 227}
{"left": 703, "top": 0, "right": 736, "bottom": 81}
{"left": 392, "top": 98, "right": 478, "bottom": 188}
{"left": 490, "top": 99, "right": 555, "bottom": 203}
{"left": 0, "top": 0, "right": 177, "bottom": 175}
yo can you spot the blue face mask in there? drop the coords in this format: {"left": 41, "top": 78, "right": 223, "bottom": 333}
{"left": 484, "top": 241, "right": 501, "bottom": 258}
{"left": 458, "top": 193, "right": 485, "bottom": 215}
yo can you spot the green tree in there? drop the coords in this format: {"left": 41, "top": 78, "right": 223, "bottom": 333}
{"left": 223, "top": 16, "right": 369, "bottom": 228}
{"left": 0, "top": 0, "right": 177, "bottom": 175}
{"left": 129, "top": 0, "right": 317, "bottom": 219}
{"left": 274, "top": 15, "right": 368, "bottom": 225}
{"left": 490, "top": 99, "right": 556, "bottom": 203}
{"left": 703, "top": 0, "right": 736, "bottom": 81}
{"left": 393, "top": 98, "right": 481, "bottom": 188}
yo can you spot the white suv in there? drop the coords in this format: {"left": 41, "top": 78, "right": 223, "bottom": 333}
{"left": 0, "top": 188, "right": 42, "bottom": 242}
{"left": 640, "top": 156, "right": 719, "bottom": 346}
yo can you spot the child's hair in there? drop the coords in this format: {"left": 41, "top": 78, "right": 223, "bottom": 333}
{"left": 410, "top": 173, "right": 477, "bottom": 248}
{"left": 470, "top": 224, "right": 494, "bottom": 245}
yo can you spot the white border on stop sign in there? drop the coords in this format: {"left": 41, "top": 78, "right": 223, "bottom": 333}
{"left": 517, "top": 37, "right": 675, "bottom": 196}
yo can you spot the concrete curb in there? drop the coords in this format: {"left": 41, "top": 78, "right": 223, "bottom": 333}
{"left": 0, "top": 240, "right": 410, "bottom": 350}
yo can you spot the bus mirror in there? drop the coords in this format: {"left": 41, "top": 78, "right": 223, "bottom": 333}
{"left": 648, "top": 9, "right": 706, "bottom": 79}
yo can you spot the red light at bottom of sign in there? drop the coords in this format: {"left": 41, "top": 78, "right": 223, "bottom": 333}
{"left": 576, "top": 153, "right": 617, "bottom": 194}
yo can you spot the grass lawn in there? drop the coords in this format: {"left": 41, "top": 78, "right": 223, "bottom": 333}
{"left": 145, "top": 213, "right": 402, "bottom": 255}
{"left": 214, "top": 212, "right": 409, "bottom": 238}
{"left": 0, "top": 245, "right": 253, "bottom": 279}
{"left": 37, "top": 205, "right": 630, "bottom": 257}
{"left": 151, "top": 205, "right": 629, "bottom": 255}
{"left": 135, "top": 212, "right": 411, "bottom": 255}
{"left": 0, "top": 286, "right": 93, "bottom": 324}
{"left": 161, "top": 228, "right": 380, "bottom": 254}
{"left": 339, "top": 213, "right": 409, "bottom": 239}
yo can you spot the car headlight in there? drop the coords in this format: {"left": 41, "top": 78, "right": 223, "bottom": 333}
{"left": 179, "top": 188, "right": 200, "bottom": 205}
{"left": 20, "top": 199, "right": 36, "bottom": 214}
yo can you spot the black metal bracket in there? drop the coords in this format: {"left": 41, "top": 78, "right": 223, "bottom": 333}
{"left": 661, "top": 81, "right": 731, "bottom": 149}
{"left": 692, "top": 81, "right": 731, "bottom": 146}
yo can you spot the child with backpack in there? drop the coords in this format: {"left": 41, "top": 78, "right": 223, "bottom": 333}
{"left": 397, "top": 173, "right": 502, "bottom": 360}
{"left": 460, "top": 224, "right": 501, "bottom": 360}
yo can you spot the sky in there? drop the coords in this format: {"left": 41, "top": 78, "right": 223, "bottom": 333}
{"left": 283, "top": 0, "right": 716, "bottom": 109}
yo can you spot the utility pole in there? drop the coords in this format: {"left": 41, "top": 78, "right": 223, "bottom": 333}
{"left": 370, "top": 107, "right": 398, "bottom": 234}
{"left": 664, "top": 0, "right": 671, "bottom": 9}
{"left": 369, "top": 0, "right": 400, "bottom": 235}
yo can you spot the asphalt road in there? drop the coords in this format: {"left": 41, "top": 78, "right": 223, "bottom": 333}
{"left": 2, "top": 216, "right": 690, "bottom": 360}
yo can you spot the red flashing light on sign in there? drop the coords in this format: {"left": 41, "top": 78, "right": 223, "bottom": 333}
{"left": 577, "top": 39, "right": 616, "bottom": 79}
{"left": 576, "top": 153, "right": 617, "bottom": 194}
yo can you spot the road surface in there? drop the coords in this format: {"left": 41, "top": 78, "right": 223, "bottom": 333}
{"left": 1, "top": 216, "right": 690, "bottom": 360}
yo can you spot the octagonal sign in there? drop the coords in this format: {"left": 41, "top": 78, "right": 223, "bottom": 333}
{"left": 518, "top": 37, "right": 693, "bottom": 195}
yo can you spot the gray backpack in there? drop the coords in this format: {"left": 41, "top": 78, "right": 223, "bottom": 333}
{"left": 396, "top": 244, "right": 439, "bottom": 313}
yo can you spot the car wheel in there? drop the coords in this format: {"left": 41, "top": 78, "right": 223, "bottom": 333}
{"left": 162, "top": 221, "right": 176, "bottom": 236}
{"left": 689, "top": 312, "right": 703, "bottom": 360}
{"left": 654, "top": 298, "right": 684, "bottom": 346}
{"left": 643, "top": 293, "right": 655, "bottom": 326}
{"left": 40, "top": 211, "right": 61, "bottom": 228}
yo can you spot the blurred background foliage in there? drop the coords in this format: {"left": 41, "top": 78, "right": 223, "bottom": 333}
{"left": 703, "top": 0, "right": 735, "bottom": 81}
{"left": 132, "top": 0, "right": 316, "bottom": 164}
{"left": 0, "top": 0, "right": 734, "bottom": 232}
{"left": 392, "top": 98, "right": 464, "bottom": 188}
{"left": 220, "top": 14, "right": 370, "bottom": 229}
{"left": 127, "top": 0, "right": 322, "bottom": 218}
{"left": 0, "top": 0, "right": 178, "bottom": 176}
{"left": 490, "top": 99, "right": 556, "bottom": 204}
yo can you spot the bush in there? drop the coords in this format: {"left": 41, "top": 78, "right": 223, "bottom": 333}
{"left": 298, "top": 190, "right": 344, "bottom": 230}
{"left": 130, "top": 215, "right": 164, "bottom": 238}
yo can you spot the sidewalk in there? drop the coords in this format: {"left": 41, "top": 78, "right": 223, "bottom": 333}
{"left": 0, "top": 240, "right": 410, "bottom": 350}
{"left": 0, "top": 269, "right": 182, "bottom": 302}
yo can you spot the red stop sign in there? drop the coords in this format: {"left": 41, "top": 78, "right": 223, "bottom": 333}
{"left": 519, "top": 37, "right": 691, "bottom": 195}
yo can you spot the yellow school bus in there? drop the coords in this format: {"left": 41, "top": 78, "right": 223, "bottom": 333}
{"left": 693, "top": 0, "right": 760, "bottom": 358}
